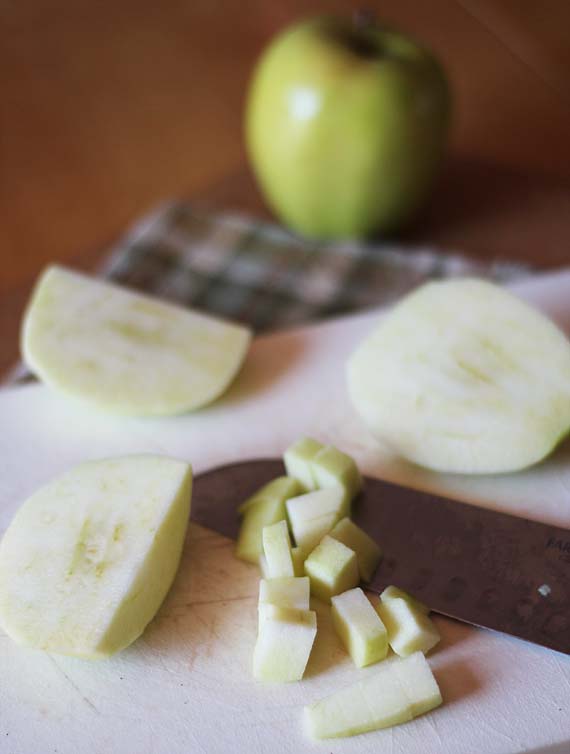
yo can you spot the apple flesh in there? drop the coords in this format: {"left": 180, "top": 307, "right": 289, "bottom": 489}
{"left": 262, "top": 520, "right": 295, "bottom": 578}
{"left": 254, "top": 604, "right": 317, "bottom": 682}
{"left": 236, "top": 497, "right": 287, "bottom": 564}
{"left": 331, "top": 587, "right": 388, "bottom": 667}
{"left": 304, "top": 535, "right": 359, "bottom": 602}
{"left": 377, "top": 596, "right": 440, "bottom": 657}
{"left": 0, "top": 456, "right": 192, "bottom": 659}
{"left": 238, "top": 476, "right": 301, "bottom": 515}
{"left": 329, "top": 517, "right": 382, "bottom": 582}
{"left": 311, "top": 446, "right": 362, "bottom": 512}
{"left": 21, "top": 266, "right": 252, "bottom": 416}
{"left": 380, "top": 585, "right": 429, "bottom": 614}
{"left": 305, "top": 651, "right": 441, "bottom": 739}
{"left": 246, "top": 16, "right": 450, "bottom": 239}
{"left": 259, "top": 577, "right": 310, "bottom": 611}
{"left": 283, "top": 437, "right": 323, "bottom": 491}
{"left": 347, "top": 278, "right": 570, "bottom": 473}
{"left": 286, "top": 487, "right": 346, "bottom": 554}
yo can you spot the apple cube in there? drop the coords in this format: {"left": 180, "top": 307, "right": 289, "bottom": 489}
{"left": 259, "top": 577, "right": 310, "bottom": 611}
{"left": 236, "top": 498, "right": 285, "bottom": 564}
{"left": 0, "top": 456, "right": 192, "bottom": 659}
{"left": 305, "top": 651, "right": 441, "bottom": 739}
{"left": 304, "top": 536, "right": 359, "bottom": 603}
{"left": 331, "top": 587, "right": 388, "bottom": 667}
{"left": 238, "top": 476, "right": 301, "bottom": 515}
{"left": 254, "top": 604, "right": 317, "bottom": 682}
{"left": 380, "top": 584, "right": 429, "bottom": 614}
{"left": 392, "top": 651, "right": 442, "bottom": 716}
{"left": 262, "top": 520, "right": 294, "bottom": 578}
{"left": 311, "top": 445, "right": 362, "bottom": 513}
{"left": 329, "top": 517, "right": 382, "bottom": 582}
{"left": 286, "top": 487, "right": 345, "bottom": 553}
{"left": 377, "top": 597, "right": 440, "bottom": 657}
{"left": 21, "top": 265, "right": 252, "bottom": 416}
{"left": 283, "top": 437, "right": 323, "bottom": 491}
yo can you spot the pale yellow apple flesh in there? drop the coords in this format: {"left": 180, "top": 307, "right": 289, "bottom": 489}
{"left": 377, "top": 596, "right": 440, "bottom": 657}
{"left": 258, "top": 577, "right": 310, "bottom": 611}
{"left": 253, "top": 604, "right": 317, "bottom": 682}
{"left": 22, "top": 265, "right": 252, "bottom": 416}
{"left": 304, "top": 535, "right": 359, "bottom": 603}
{"left": 261, "top": 520, "right": 294, "bottom": 578}
{"left": 331, "top": 587, "right": 388, "bottom": 667}
{"left": 0, "top": 456, "right": 192, "bottom": 659}
{"left": 283, "top": 437, "right": 323, "bottom": 491}
{"left": 329, "top": 517, "right": 382, "bottom": 582}
{"left": 286, "top": 487, "right": 345, "bottom": 554}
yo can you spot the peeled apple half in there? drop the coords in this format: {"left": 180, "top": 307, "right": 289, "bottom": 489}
{"left": 347, "top": 279, "right": 570, "bottom": 474}
{"left": 22, "top": 266, "right": 252, "bottom": 416}
{"left": 0, "top": 456, "right": 192, "bottom": 659}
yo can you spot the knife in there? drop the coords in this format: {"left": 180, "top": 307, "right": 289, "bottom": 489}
{"left": 191, "top": 458, "right": 570, "bottom": 656}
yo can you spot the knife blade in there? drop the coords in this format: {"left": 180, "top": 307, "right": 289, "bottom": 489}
{"left": 191, "top": 458, "right": 570, "bottom": 656}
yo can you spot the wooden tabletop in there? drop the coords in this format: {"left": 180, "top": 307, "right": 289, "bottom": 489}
{"left": 1, "top": 0, "right": 570, "bottom": 379}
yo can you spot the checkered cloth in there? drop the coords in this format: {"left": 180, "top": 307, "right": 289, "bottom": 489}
{"left": 5, "top": 202, "right": 530, "bottom": 385}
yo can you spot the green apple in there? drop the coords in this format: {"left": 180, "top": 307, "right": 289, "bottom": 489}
{"left": 347, "top": 278, "right": 570, "bottom": 473}
{"left": 283, "top": 437, "right": 323, "bottom": 491}
{"left": 329, "top": 517, "right": 382, "bottom": 582}
{"left": 377, "top": 596, "right": 440, "bottom": 657}
{"left": 261, "top": 520, "right": 295, "bottom": 578}
{"left": 304, "top": 535, "right": 359, "bottom": 602}
{"left": 22, "top": 266, "right": 252, "bottom": 416}
{"left": 0, "top": 456, "right": 192, "bottom": 659}
{"left": 246, "top": 15, "right": 450, "bottom": 239}
{"left": 254, "top": 604, "right": 317, "bottom": 682}
{"left": 331, "top": 587, "right": 388, "bottom": 667}
{"left": 305, "top": 651, "right": 441, "bottom": 738}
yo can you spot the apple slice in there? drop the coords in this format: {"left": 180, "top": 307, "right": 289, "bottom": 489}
{"left": 22, "top": 265, "right": 252, "bottom": 416}
{"left": 380, "top": 585, "right": 429, "bottom": 614}
{"left": 304, "top": 535, "right": 359, "bottom": 603}
{"left": 259, "top": 577, "right": 310, "bottom": 610}
{"left": 238, "top": 476, "right": 301, "bottom": 515}
{"left": 262, "top": 520, "right": 294, "bottom": 578}
{"left": 253, "top": 604, "right": 317, "bottom": 682}
{"left": 329, "top": 517, "right": 382, "bottom": 582}
{"left": 347, "top": 278, "right": 570, "bottom": 473}
{"left": 291, "top": 546, "right": 305, "bottom": 577}
{"left": 377, "top": 596, "right": 440, "bottom": 657}
{"left": 331, "top": 587, "right": 388, "bottom": 667}
{"left": 305, "top": 652, "right": 441, "bottom": 739}
{"left": 311, "top": 445, "right": 362, "bottom": 512}
{"left": 0, "top": 456, "right": 192, "bottom": 659}
{"left": 236, "top": 498, "right": 286, "bottom": 565}
{"left": 286, "top": 487, "right": 345, "bottom": 553}
{"left": 283, "top": 437, "right": 323, "bottom": 491}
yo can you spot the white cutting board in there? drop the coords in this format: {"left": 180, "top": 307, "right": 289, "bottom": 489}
{"left": 2, "top": 270, "right": 570, "bottom": 754}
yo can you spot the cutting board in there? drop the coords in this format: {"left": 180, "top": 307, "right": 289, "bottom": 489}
{"left": 2, "top": 270, "right": 570, "bottom": 754}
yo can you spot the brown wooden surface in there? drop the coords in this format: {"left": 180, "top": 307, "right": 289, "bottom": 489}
{"left": 1, "top": 0, "right": 570, "bottom": 378}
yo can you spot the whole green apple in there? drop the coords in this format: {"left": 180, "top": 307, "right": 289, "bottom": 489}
{"left": 245, "top": 16, "right": 450, "bottom": 239}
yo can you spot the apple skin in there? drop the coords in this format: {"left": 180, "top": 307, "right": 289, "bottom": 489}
{"left": 245, "top": 17, "right": 450, "bottom": 239}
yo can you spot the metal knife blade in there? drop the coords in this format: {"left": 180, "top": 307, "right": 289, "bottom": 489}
{"left": 192, "top": 458, "right": 570, "bottom": 656}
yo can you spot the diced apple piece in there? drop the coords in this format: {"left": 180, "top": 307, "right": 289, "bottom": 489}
{"left": 329, "top": 517, "right": 382, "bottom": 582}
{"left": 331, "top": 587, "right": 388, "bottom": 667}
{"left": 283, "top": 437, "right": 323, "bottom": 491}
{"left": 377, "top": 597, "right": 440, "bottom": 657}
{"left": 291, "top": 546, "right": 305, "bottom": 577}
{"left": 259, "top": 554, "right": 270, "bottom": 578}
{"left": 305, "top": 652, "right": 441, "bottom": 739}
{"left": 238, "top": 476, "right": 301, "bottom": 515}
{"left": 0, "top": 456, "right": 192, "bottom": 659}
{"left": 259, "top": 577, "right": 310, "bottom": 610}
{"left": 304, "top": 536, "right": 359, "bottom": 603}
{"left": 254, "top": 604, "right": 317, "bottom": 682}
{"left": 347, "top": 278, "right": 570, "bottom": 474}
{"left": 236, "top": 498, "right": 285, "bottom": 565}
{"left": 286, "top": 487, "right": 345, "bottom": 553}
{"left": 392, "top": 651, "right": 442, "bottom": 716}
{"left": 380, "top": 585, "right": 429, "bottom": 614}
{"left": 262, "top": 520, "right": 294, "bottom": 578}
{"left": 22, "top": 265, "right": 252, "bottom": 416}
{"left": 311, "top": 445, "right": 362, "bottom": 512}
{"left": 305, "top": 662, "right": 412, "bottom": 738}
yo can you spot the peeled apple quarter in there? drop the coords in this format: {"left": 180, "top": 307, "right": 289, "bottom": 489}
{"left": 347, "top": 279, "right": 570, "bottom": 474}
{"left": 21, "top": 266, "right": 252, "bottom": 416}
{"left": 0, "top": 456, "right": 192, "bottom": 659}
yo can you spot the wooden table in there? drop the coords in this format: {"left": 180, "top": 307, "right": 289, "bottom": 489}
{"left": 1, "top": 0, "right": 570, "bottom": 378}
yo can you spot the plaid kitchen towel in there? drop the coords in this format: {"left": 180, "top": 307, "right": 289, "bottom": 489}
{"left": 5, "top": 202, "right": 530, "bottom": 385}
